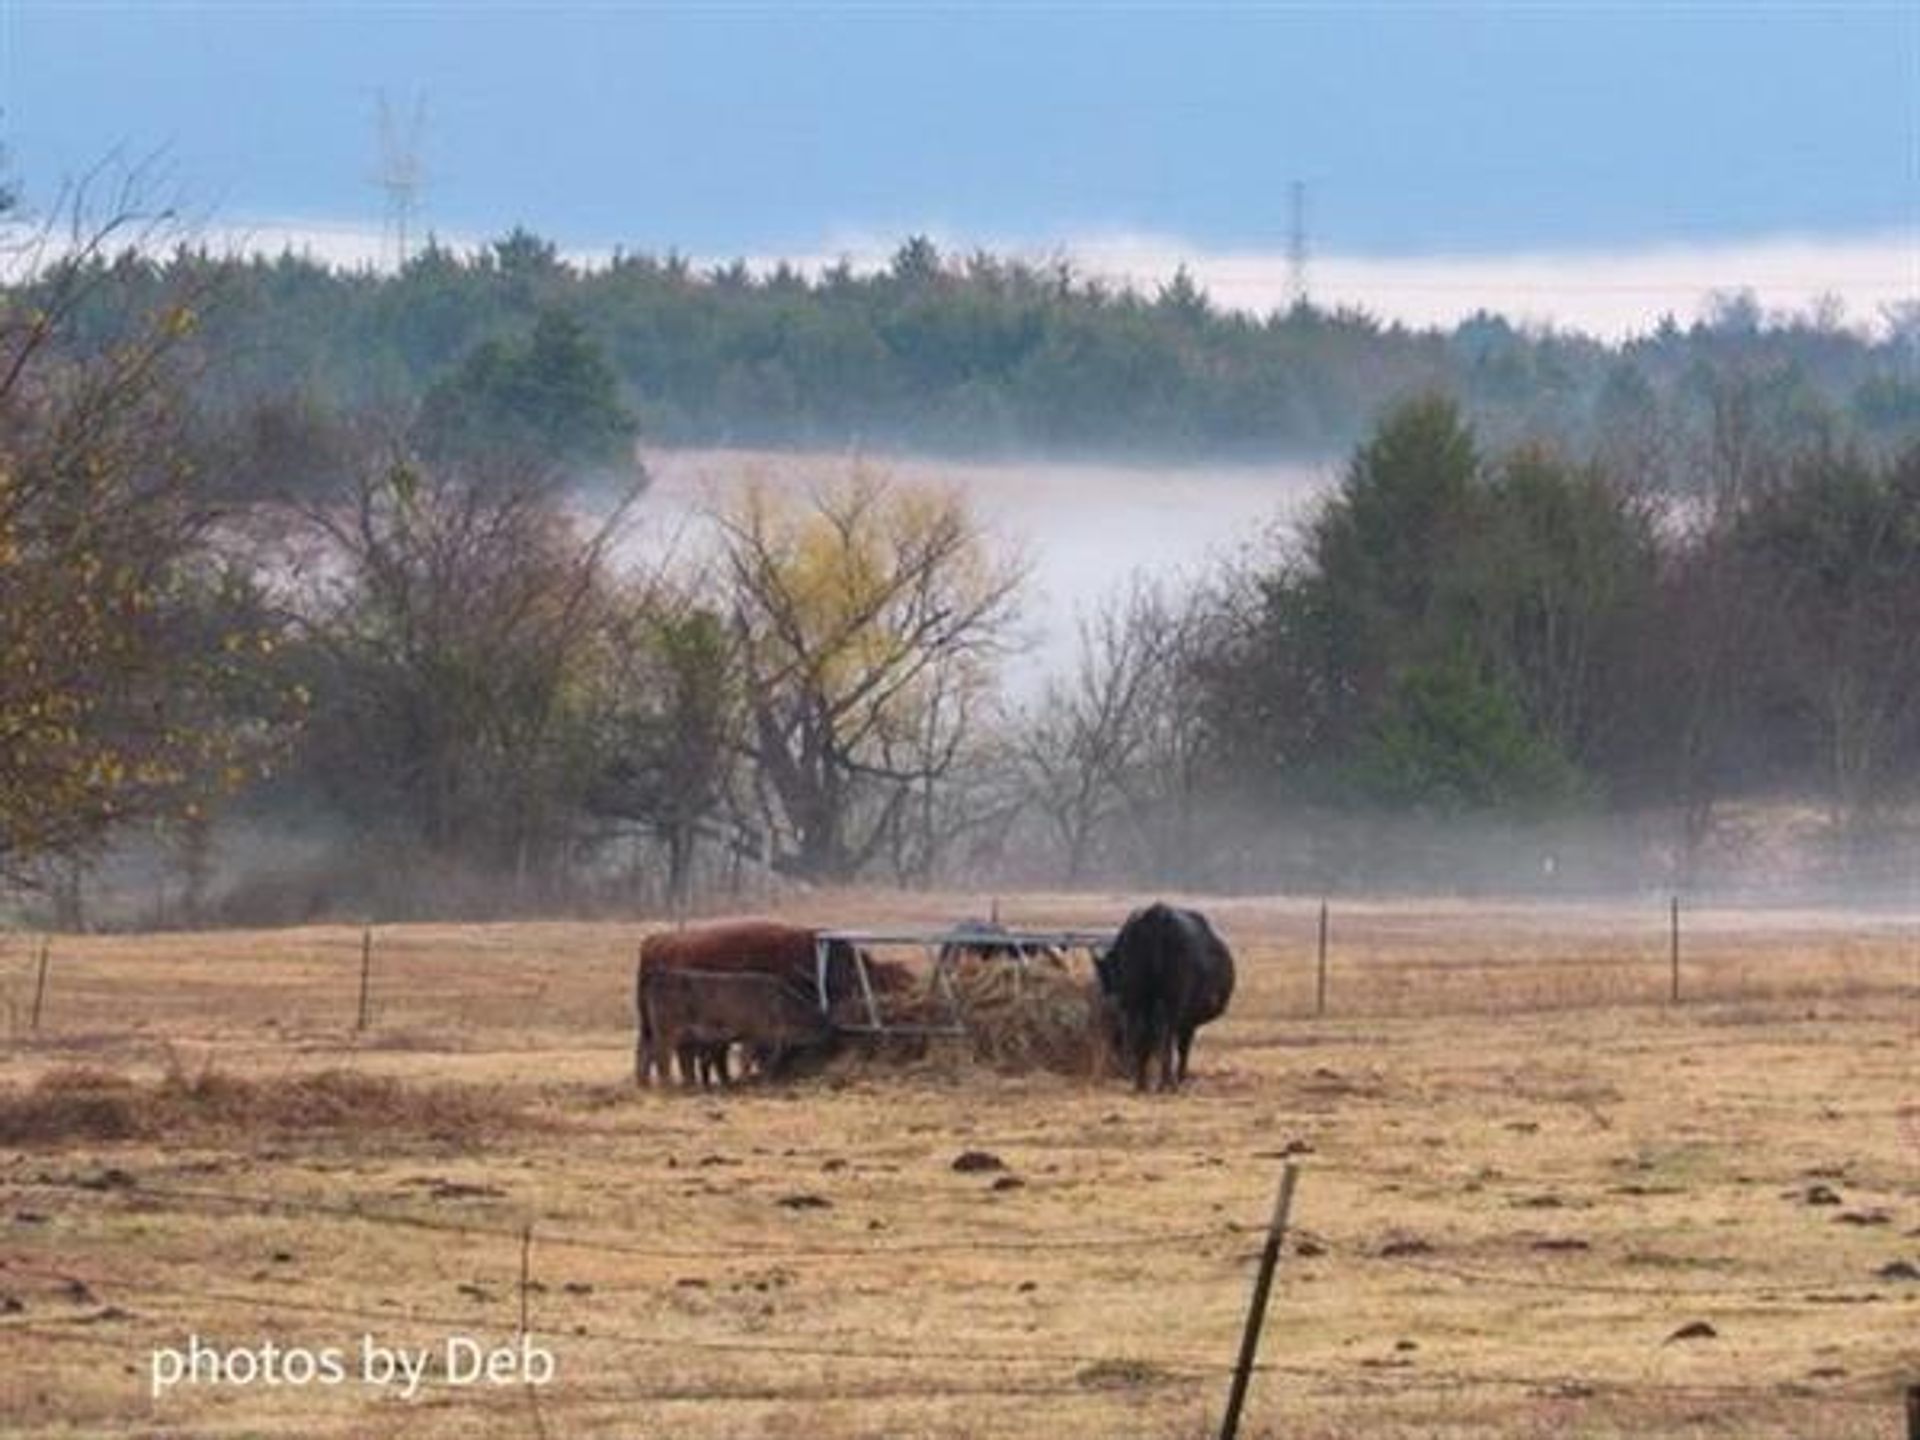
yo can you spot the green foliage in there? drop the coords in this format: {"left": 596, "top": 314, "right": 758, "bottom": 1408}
{"left": 586, "top": 602, "right": 736, "bottom": 840}
{"left": 418, "top": 309, "right": 636, "bottom": 468}
{"left": 1344, "top": 658, "right": 1590, "bottom": 814}
{"left": 1467, "top": 447, "right": 1656, "bottom": 763}
{"left": 13, "top": 231, "right": 1911, "bottom": 469}
{"left": 1209, "top": 397, "right": 1643, "bottom": 814}
{"left": 1311, "top": 392, "right": 1482, "bottom": 648}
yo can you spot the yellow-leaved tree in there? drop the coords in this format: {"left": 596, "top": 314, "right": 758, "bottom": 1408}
{"left": 0, "top": 181, "right": 301, "bottom": 906}
{"left": 715, "top": 464, "right": 1024, "bottom": 881}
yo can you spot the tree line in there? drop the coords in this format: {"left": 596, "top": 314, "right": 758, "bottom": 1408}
{"left": 3, "top": 198, "right": 1917, "bottom": 922}
{"left": 20, "top": 227, "right": 1920, "bottom": 472}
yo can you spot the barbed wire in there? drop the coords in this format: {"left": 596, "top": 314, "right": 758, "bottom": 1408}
{"left": 65, "top": 1269, "right": 1908, "bottom": 1406}
{"left": 114, "top": 1279, "right": 1237, "bottom": 1377}
{"left": 8, "top": 1282, "right": 1899, "bottom": 1414}
{"left": 1352, "top": 1246, "right": 1887, "bottom": 1299}
{"left": 1, "top": 1173, "right": 1245, "bottom": 1261}
{"left": 8, "top": 1171, "right": 1885, "bottom": 1300}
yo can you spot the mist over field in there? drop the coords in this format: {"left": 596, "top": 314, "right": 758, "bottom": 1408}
{"left": 634, "top": 448, "right": 1336, "bottom": 689}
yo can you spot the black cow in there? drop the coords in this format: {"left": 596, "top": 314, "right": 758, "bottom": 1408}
{"left": 1094, "top": 902, "right": 1235, "bottom": 1092}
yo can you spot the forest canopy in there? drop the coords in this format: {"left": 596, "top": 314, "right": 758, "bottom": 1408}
{"left": 13, "top": 229, "right": 1918, "bottom": 475}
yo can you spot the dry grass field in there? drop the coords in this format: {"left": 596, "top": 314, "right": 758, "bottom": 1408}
{"left": 1, "top": 892, "right": 1915, "bottom": 1439}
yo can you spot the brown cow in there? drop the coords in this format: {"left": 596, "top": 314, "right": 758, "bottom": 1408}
{"left": 633, "top": 921, "right": 871, "bottom": 1087}
{"left": 640, "top": 967, "right": 833, "bottom": 1088}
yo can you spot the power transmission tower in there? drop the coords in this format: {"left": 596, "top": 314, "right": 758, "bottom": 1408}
{"left": 374, "top": 90, "right": 426, "bottom": 270}
{"left": 1286, "top": 179, "right": 1310, "bottom": 312}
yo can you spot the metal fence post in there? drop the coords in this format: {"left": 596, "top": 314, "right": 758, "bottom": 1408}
{"left": 1219, "top": 1162, "right": 1300, "bottom": 1440}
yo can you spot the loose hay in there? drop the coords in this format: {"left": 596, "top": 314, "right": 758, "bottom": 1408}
{"left": 868, "top": 961, "right": 1116, "bottom": 1077}
{"left": 0, "top": 1062, "right": 516, "bottom": 1145}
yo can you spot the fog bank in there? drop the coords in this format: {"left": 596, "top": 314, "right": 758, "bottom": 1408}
{"left": 634, "top": 447, "right": 1336, "bottom": 691}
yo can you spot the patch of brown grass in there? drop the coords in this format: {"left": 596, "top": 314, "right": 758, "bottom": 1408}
{"left": 5, "top": 897, "right": 1913, "bottom": 1439}
{"left": 0, "top": 1059, "right": 515, "bottom": 1145}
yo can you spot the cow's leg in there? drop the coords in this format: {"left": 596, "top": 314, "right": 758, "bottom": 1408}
{"left": 711, "top": 1044, "right": 733, "bottom": 1087}
{"left": 676, "top": 1041, "right": 703, "bottom": 1088}
{"left": 1156, "top": 1022, "right": 1178, "bottom": 1092}
{"left": 1176, "top": 1025, "right": 1196, "bottom": 1086}
{"left": 635, "top": 978, "right": 653, "bottom": 1087}
{"left": 642, "top": 1015, "right": 669, "bottom": 1088}
{"left": 1121, "top": 1013, "right": 1144, "bottom": 1090}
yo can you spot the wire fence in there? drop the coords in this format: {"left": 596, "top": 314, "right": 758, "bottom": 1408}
{"left": 3, "top": 1165, "right": 1908, "bottom": 1431}
{"left": 2, "top": 899, "right": 1915, "bottom": 1046}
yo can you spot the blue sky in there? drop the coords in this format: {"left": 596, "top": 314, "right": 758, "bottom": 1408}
{"left": 3, "top": 4, "right": 1916, "bottom": 332}
{"left": 6, "top": 3, "right": 1914, "bottom": 253}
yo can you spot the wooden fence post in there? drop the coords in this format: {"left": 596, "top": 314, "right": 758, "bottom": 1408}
{"left": 356, "top": 927, "right": 373, "bottom": 1032}
{"left": 29, "top": 938, "right": 50, "bottom": 1032}
{"left": 1669, "top": 896, "right": 1680, "bottom": 1004}
{"left": 519, "top": 1222, "right": 534, "bottom": 1335}
{"left": 1218, "top": 1162, "right": 1300, "bottom": 1440}
{"left": 1315, "top": 901, "right": 1329, "bottom": 1018}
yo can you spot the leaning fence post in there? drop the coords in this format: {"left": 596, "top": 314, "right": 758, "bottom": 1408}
{"left": 1218, "top": 1161, "right": 1300, "bottom": 1440}
{"left": 1669, "top": 895, "right": 1681, "bottom": 1004}
{"left": 356, "top": 926, "right": 373, "bottom": 1032}
{"left": 29, "top": 938, "right": 50, "bottom": 1032}
{"left": 1315, "top": 901, "right": 1329, "bottom": 1018}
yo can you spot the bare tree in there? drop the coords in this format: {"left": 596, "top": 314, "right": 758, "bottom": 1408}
{"left": 284, "top": 446, "right": 641, "bottom": 896}
{"left": 1016, "top": 577, "right": 1199, "bottom": 883}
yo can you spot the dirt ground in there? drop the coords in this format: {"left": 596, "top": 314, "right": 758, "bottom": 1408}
{"left": 1, "top": 892, "right": 1915, "bottom": 1439}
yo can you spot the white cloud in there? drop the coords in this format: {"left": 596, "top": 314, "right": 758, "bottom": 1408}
{"left": 772, "top": 227, "right": 1919, "bottom": 341}
{"left": 1070, "top": 230, "right": 1919, "bottom": 340}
